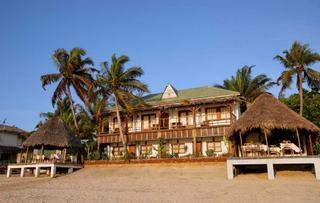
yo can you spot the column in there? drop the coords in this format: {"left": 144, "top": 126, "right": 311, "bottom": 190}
{"left": 67, "top": 168, "right": 73, "bottom": 174}
{"left": 50, "top": 166, "right": 56, "bottom": 178}
{"left": 6, "top": 167, "right": 12, "bottom": 178}
{"left": 227, "top": 161, "right": 234, "bottom": 180}
{"left": 267, "top": 162, "right": 275, "bottom": 180}
{"left": 20, "top": 167, "right": 25, "bottom": 177}
{"left": 314, "top": 160, "right": 320, "bottom": 180}
{"left": 34, "top": 167, "right": 40, "bottom": 177}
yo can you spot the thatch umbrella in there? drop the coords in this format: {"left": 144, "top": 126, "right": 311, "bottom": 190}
{"left": 22, "top": 117, "right": 81, "bottom": 162}
{"left": 229, "top": 93, "right": 320, "bottom": 155}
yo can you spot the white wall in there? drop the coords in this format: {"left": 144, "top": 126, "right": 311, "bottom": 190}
{"left": 0, "top": 133, "right": 22, "bottom": 147}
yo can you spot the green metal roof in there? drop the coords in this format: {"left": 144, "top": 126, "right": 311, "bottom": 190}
{"left": 142, "top": 86, "right": 239, "bottom": 106}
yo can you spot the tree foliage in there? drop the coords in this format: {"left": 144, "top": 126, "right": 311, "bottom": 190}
{"left": 275, "top": 41, "right": 320, "bottom": 115}
{"left": 281, "top": 90, "right": 320, "bottom": 127}
{"left": 215, "top": 65, "right": 274, "bottom": 103}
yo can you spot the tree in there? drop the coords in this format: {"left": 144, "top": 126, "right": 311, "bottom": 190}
{"left": 96, "top": 54, "right": 149, "bottom": 153}
{"left": 275, "top": 41, "right": 320, "bottom": 115}
{"left": 281, "top": 89, "right": 320, "bottom": 127}
{"left": 41, "top": 48, "right": 96, "bottom": 129}
{"left": 215, "top": 65, "right": 274, "bottom": 103}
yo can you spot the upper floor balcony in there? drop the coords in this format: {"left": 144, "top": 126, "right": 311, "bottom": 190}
{"left": 98, "top": 115, "right": 236, "bottom": 144}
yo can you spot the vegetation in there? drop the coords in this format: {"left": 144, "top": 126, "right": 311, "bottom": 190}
{"left": 154, "top": 138, "right": 167, "bottom": 158}
{"left": 215, "top": 65, "right": 274, "bottom": 103}
{"left": 275, "top": 41, "right": 320, "bottom": 115}
{"left": 313, "top": 142, "right": 320, "bottom": 155}
{"left": 281, "top": 90, "right": 320, "bottom": 127}
{"left": 205, "top": 149, "right": 214, "bottom": 157}
{"left": 95, "top": 54, "right": 149, "bottom": 154}
{"left": 41, "top": 48, "right": 96, "bottom": 129}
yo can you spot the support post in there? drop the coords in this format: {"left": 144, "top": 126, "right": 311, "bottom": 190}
{"left": 239, "top": 132, "right": 243, "bottom": 157}
{"left": 296, "top": 129, "right": 302, "bottom": 154}
{"left": 193, "top": 136, "right": 196, "bottom": 154}
{"left": 309, "top": 134, "right": 313, "bottom": 155}
{"left": 314, "top": 160, "right": 320, "bottom": 180}
{"left": 34, "top": 167, "right": 40, "bottom": 177}
{"left": 40, "top": 145, "right": 44, "bottom": 162}
{"left": 50, "top": 166, "right": 56, "bottom": 178}
{"left": 227, "top": 161, "right": 234, "bottom": 180}
{"left": 267, "top": 162, "right": 275, "bottom": 180}
{"left": 63, "top": 148, "right": 67, "bottom": 163}
{"left": 25, "top": 147, "right": 29, "bottom": 163}
{"left": 264, "top": 130, "right": 270, "bottom": 156}
{"left": 20, "top": 167, "right": 25, "bottom": 177}
{"left": 6, "top": 167, "right": 12, "bottom": 178}
{"left": 68, "top": 168, "right": 73, "bottom": 174}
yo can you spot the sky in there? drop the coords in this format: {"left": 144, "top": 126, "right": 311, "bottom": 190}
{"left": 0, "top": 0, "right": 319, "bottom": 131}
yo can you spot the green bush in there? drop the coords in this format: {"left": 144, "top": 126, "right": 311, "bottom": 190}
{"left": 313, "top": 142, "right": 320, "bottom": 155}
{"left": 101, "top": 152, "right": 109, "bottom": 160}
{"left": 89, "top": 150, "right": 101, "bottom": 160}
{"left": 193, "top": 152, "right": 203, "bottom": 157}
{"left": 166, "top": 153, "right": 174, "bottom": 158}
{"left": 206, "top": 149, "right": 215, "bottom": 157}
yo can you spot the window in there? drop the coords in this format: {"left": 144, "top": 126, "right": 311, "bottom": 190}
{"left": 142, "top": 114, "right": 156, "bottom": 130}
{"left": 141, "top": 145, "right": 152, "bottom": 155}
{"left": 207, "top": 141, "right": 222, "bottom": 152}
{"left": 113, "top": 117, "right": 119, "bottom": 130}
{"left": 206, "top": 107, "right": 221, "bottom": 120}
{"left": 172, "top": 144, "right": 186, "bottom": 154}
{"left": 221, "top": 107, "right": 230, "bottom": 119}
{"left": 179, "top": 111, "right": 193, "bottom": 126}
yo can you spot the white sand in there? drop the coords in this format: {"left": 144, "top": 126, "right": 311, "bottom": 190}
{"left": 0, "top": 163, "right": 320, "bottom": 202}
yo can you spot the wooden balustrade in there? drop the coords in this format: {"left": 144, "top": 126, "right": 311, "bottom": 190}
{"left": 98, "top": 125, "right": 230, "bottom": 144}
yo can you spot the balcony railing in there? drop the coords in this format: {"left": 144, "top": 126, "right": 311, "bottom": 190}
{"left": 98, "top": 125, "right": 230, "bottom": 144}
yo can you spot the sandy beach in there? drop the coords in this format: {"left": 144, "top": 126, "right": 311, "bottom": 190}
{"left": 0, "top": 163, "right": 320, "bottom": 203}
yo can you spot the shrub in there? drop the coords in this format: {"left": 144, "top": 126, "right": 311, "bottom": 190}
{"left": 89, "top": 150, "right": 101, "bottom": 160}
{"left": 313, "top": 142, "right": 320, "bottom": 155}
{"left": 166, "top": 153, "right": 174, "bottom": 158}
{"left": 206, "top": 149, "right": 215, "bottom": 157}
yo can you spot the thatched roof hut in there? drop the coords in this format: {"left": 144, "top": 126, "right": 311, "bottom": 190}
{"left": 22, "top": 117, "right": 81, "bottom": 148}
{"left": 229, "top": 93, "right": 320, "bottom": 136}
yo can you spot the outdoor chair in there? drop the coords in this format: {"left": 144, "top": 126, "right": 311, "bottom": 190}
{"left": 280, "top": 141, "right": 302, "bottom": 156}
{"left": 269, "top": 145, "right": 281, "bottom": 156}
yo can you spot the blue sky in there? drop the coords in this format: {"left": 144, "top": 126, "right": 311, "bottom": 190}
{"left": 0, "top": 0, "right": 319, "bottom": 131}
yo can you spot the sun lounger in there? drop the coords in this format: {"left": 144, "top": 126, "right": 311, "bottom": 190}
{"left": 280, "top": 142, "right": 301, "bottom": 154}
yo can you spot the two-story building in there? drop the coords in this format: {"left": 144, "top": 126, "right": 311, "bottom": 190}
{"left": 98, "top": 84, "right": 241, "bottom": 159}
{"left": 0, "top": 124, "right": 27, "bottom": 163}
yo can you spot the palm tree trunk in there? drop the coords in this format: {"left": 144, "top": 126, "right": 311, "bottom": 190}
{"left": 297, "top": 70, "right": 304, "bottom": 116}
{"left": 114, "top": 96, "right": 127, "bottom": 153}
{"left": 66, "top": 86, "right": 79, "bottom": 130}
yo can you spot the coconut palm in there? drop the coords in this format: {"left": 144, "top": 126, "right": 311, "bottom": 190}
{"left": 275, "top": 41, "right": 320, "bottom": 115}
{"left": 215, "top": 65, "right": 274, "bottom": 103}
{"left": 96, "top": 54, "right": 149, "bottom": 151}
{"left": 41, "top": 48, "right": 96, "bottom": 129}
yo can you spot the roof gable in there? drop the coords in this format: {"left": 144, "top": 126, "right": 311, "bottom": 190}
{"left": 162, "top": 84, "right": 178, "bottom": 99}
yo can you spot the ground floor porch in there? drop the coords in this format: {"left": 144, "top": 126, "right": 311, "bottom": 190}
{"left": 101, "top": 136, "right": 230, "bottom": 159}
{"left": 227, "top": 156, "right": 320, "bottom": 180}
{"left": 6, "top": 162, "right": 83, "bottom": 178}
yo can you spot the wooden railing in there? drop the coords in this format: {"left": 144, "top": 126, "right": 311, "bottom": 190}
{"left": 98, "top": 125, "right": 230, "bottom": 144}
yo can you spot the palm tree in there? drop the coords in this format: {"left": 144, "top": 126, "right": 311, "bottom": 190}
{"left": 96, "top": 54, "right": 149, "bottom": 152}
{"left": 215, "top": 65, "right": 274, "bottom": 103}
{"left": 41, "top": 48, "right": 96, "bottom": 129}
{"left": 275, "top": 41, "right": 320, "bottom": 115}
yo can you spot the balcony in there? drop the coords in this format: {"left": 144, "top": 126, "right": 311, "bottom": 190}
{"left": 98, "top": 124, "right": 231, "bottom": 144}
